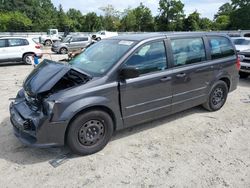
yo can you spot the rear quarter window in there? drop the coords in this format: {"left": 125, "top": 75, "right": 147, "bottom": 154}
{"left": 0, "top": 39, "right": 7, "bottom": 48}
{"left": 208, "top": 36, "right": 235, "bottom": 60}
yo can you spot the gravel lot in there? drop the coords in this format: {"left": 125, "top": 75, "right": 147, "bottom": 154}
{"left": 0, "top": 51, "right": 249, "bottom": 188}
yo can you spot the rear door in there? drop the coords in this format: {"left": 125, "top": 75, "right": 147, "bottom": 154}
{"left": 120, "top": 40, "right": 173, "bottom": 127}
{"left": 6, "top": 38, "right": 29, "bottom": 60}
{"left": 69, "top": 37, "right": 89, "bottom": 51}
{"left": 169, "top": 36, "right": 214, "bottom": 113}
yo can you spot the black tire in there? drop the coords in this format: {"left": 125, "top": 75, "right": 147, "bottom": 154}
{"left": 45, "top": 40, "right": 52, "bottom": 46}
{"left": 203, "top": 81, "right": 228, "bottom": 112}
{"left": 23, "top": 53, "right": 34, "bottom": 65}
{"left": 59, "top": 47, "right": 68, "bottom": 54}
{"left": 239, "top": 72, "right": 249, "bottom": 79}
{"left": 67, "top": 110, "right": 114, "bottom": 155}
{"left": 96, "top": 37, "right": 101, "bottom": 41}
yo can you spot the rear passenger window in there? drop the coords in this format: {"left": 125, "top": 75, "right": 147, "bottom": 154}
{"left": 8, "top": 39, "right": 29, "bottom": 47}
{"left": 171, "top": 38, "right": 206, "bottom": 67}
{"left": 125, "top": 41, "right": 167, "bottom": 75}
{"left": 72, "top": 37, "right": 88, "bottom": 42}
{"left": 208, "top": 37, "right": 235, "bottom": 60}
{"left": 0, "top": 39, "right": 7, "bottom": 48}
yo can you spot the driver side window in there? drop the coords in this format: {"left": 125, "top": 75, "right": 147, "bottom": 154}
{"left": 124, "top": 41, "right": 167, "bottom": 75}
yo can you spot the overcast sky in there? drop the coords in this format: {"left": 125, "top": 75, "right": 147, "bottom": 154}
{"left": 51, "top": 0, "right": 230, "bottom": 20}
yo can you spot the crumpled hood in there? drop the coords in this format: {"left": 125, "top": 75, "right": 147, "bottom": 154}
{"left": 23, "top": 60, "right": 71, "bottom": 96}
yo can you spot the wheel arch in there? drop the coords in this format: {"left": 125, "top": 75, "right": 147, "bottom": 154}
{"left": 219, "top": 77, "right": 231, "bottom": 91}
{"left": 64, "top": 105, "right": 117, "bottom": 144}
{"left": 22, "top": 52, "right": 35, "bottom": 60}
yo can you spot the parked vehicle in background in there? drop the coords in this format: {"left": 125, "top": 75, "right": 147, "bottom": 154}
{"left": 92, "top": 31, "right": 118, "bottom": 41}
{"left": 232, "top": 37, "right": 250, "bottom": 52}
{"left": 0, "top": 37, "right": 42, "bottom": 64}
{"left": 10, "top": 33, "right": 239, "bottom": 155}
{"left": 39, "top": 29, "right": 62, "bottom": 46}
{"left": 238, "top": 50, "right": 250, "bottom": 78}
{"left": 51, "top": 35, "right": 92, "bottom": 54}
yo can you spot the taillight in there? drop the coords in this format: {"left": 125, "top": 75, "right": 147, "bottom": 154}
{"left": 35, "top": 45, "right": 41, "bottom": 49}
{"left": 236, "top": 57, "right": 241, "bottom": 71}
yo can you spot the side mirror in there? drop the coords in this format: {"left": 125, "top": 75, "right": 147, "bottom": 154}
{"left": 120, "top": 67, "right": 140, "bottom": 80}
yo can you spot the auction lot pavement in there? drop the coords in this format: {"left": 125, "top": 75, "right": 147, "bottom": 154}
{"left": 0, "top": 52, "right": 249, "bottom": 187}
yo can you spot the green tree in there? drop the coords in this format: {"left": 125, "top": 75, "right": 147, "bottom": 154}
{"left": 120, "top": 8, "right": 137, "bottom": 31}
{"left": 0, "top": 11, "right": 32, "bottom": 31}
{"left": 83, "top": 12, "right": 102, "bottom": 32}
{"left": 56, "top": 4, "right": 72, "bottom": 31}
{"left": 214, "top": 3, "right": 233, "bottom": 19}
{"left": 67, "top": 8, "right": 83, "bottom": 31}
{"left": 133, "top": 3, "right": 154, "bottom": 31}
{"left": 156, "top": 0, "right": 185, "bottom": 31}
{"left": 184, "top": 11, "right": 200, "bottom": 31}
{"left": 99, "top": 4, "right": 120, "bottom": 31}
{"left": 213, "top": 15, "right": 230, "bottom": 30}
{"left": 199, "top": 18, "right": 213, "bottom": 31}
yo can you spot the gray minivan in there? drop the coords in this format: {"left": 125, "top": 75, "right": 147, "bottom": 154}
{"left": 51, "top": 35, "right": 91, "bottom": 54}
{"left": 10, "top": 33, "right": 239, "bottom": 155}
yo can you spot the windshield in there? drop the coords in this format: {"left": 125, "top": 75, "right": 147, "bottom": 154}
{"left": 63, "top": 36, "right": 71, "bottom": 43}
{"left": 68, "top": 39, "right": 135, "bottom": 76}
{"left": 233, "top": 39, "right": 250, "bottom": 45}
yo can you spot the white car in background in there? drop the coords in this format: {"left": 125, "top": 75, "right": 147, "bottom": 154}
{"left": 92, "top": 31, "right": 118, "bottom": 41}
{"left": 232, "top": 37, "right": 250, "bottom": 52}
{"left": 0, "top": 37, "right": 42, "bottom": 64}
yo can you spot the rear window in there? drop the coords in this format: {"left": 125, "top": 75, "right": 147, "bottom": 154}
{"left": 208, "top": 36, "right": 235, "bottom": 60}
{"left": 233, "top": 39, "right": 250, "bottom": 45}
{"left": 171, "top": 38, "right": 206, "bottom": 67}
{"left": 8, "top": 39, "right": 29, "bottom": 47}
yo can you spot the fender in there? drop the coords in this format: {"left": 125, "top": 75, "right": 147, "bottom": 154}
{"left": 53, "top": 96, "right": 124, "bottom": 130}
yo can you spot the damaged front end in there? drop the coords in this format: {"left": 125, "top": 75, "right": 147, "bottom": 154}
{"left": 9, "top": 59, "right": 90, "bottom": 147}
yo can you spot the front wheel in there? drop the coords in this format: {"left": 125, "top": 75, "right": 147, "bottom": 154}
{"left": 67, "top": 110, "right": 114, "bottom": 155}
{"left": 203, "top": 81, "right": 228, "bottom": 112}
{"left": 59, "top": 47, "right": 68, "bottom": 54}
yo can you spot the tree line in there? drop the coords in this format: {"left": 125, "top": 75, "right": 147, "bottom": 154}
{"left": 0, "top": 0, "right": 249, "bottom": 32}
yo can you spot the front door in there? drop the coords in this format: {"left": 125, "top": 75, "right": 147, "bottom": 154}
{"left": 120, "top": 40, "right": 173, "bottom": 127}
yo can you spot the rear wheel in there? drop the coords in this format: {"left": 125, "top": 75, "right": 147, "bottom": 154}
{"left": 67, "top": 110, "right": 114, "bottom": 155}
{"left": 239, "top": 72, "right": 249, "bottom": 79}
{"left": 203, "top": 81, "right": 228, "bottom": 111}
{"left": 59, "top": 47, "right": 68, "bottom": 54}
{"left": 45, "top": 40, "right": 52, "bottom": 46}
{"left": 23, "top": 54, "right": 33, "bottom": 65}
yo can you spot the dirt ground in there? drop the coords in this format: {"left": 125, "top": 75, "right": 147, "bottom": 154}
{"left": 0, "top": 51, "right": 249, "bottom": 188}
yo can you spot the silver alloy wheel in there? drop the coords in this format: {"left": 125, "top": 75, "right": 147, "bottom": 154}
{"left": 25, "top": 55, "right": 33, "bottom": 65}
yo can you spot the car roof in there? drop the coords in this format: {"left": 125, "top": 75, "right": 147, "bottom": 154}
{"left": 231, "top": 37, "right": 250, "bottom": 40}
{"left": 110, "top": 32, "right": 230, "bottom": 42}
{"left": 0, "top": 36, "right": 29, "bottom": 39}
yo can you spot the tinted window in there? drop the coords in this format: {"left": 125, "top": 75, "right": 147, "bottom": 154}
{"left": 208, "top": 37, "right": 235, "bottom": 60}
{"left": 125, "top": 41, "right": 167, "bottom": 75}
{"left": 171, "top": 38, "right": 206, "bottom": 67}
{"left": 72, "top": 37, "right": 88, "bottom": 42}
{"left": 8, "top": 39, "right": 29, "bottom": 47}
{"left": 233, "top": 39, "right": 250, "bottom": 45}
{"left": 0, "top": 39, "right": 7, "bottom": 48}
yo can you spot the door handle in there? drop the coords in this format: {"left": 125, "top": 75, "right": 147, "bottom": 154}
{"left": 160, "top": 76, "right": 172, "bottom": 82}
{"left": 176, "top": 73, "right": 186, "bottom": 78}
